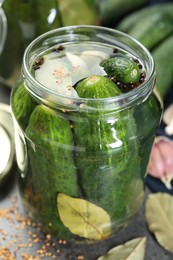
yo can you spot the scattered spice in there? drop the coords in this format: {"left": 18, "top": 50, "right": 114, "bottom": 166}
{"left": 0, "top": 198, "right": 87, "bottom": 259}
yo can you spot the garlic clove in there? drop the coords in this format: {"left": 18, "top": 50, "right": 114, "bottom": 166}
{"left": 147, "top": 136, "right": 173, "bottom": 190}
{"left": 161, "top": 174, "right": 173, "bottom": 190}
{"left": 163, "top": 104, "right": 173, "bottom": 136}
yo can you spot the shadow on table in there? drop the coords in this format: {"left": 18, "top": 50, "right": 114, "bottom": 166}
{"left": 0, "top": 164, "right": 17, "bottom": 200}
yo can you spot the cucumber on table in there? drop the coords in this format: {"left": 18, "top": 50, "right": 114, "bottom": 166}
{"left": 25, "top": 105, "right": 79, "bottom": 235}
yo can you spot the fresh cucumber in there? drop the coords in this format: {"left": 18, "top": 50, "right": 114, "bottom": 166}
{"left": 152, "top": 35, "right": 173, "bottom": 98}
{"left": 124, "top": 10, "right": 173, "bottom": 50}
{"left": 117, "top": 3, "right": 173, "bottom": 33}
{"left": 11, "top": 83, "right": 37, "bottom": 130}
{"left": 25, "top": 105, "right": 79, "bottom": 235}
{"left": 73, "top": 75, "right": 142, "bottom": 225}
{"left": 97, "top": 0, "right": 148, "bottom": 26}
{"left": 75, "top": 75, "right": 121, "bottom": 98}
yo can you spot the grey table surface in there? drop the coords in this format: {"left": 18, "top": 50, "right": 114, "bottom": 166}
{"left": 0, "top": 83, "right": 173, "bottom": 260}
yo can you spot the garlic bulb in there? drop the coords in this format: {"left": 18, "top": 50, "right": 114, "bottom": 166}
{"left": 147, "top": 136, "right": 173, "bottom": 189}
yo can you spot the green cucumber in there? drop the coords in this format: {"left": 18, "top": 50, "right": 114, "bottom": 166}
{"left": 152, "top": 35, "right": 173, "bottom": 98}
{"left": 117, "top": 3, "right": 173, "bottom": 33}
{"left": 11, "top": 83, "right": 37, "bottom": 130}
{"left": 0, "top": 0, "right": 21, "bottom": 86}
{"left": 73, "top": 75, "right": 141, "bottom": 224}
{"left": 76, "top": 75, "right": 121, "bottom": 98}
{"left": 125, "top": 10, "right": 173, "bottom": 50}
{"left": 1, "top": 0, "right": 62, "bottom": 88}
{"left": 100, "top": 57, "right": 141, "bottom": 84}
{"left": 25, "top": 105, "right": 79, "bottom": 235}
{"left": 97, "top": 0, "right": 148, "bottom": 26}
{"left": 116, "top": 3, "right": 173, "bottom": 98}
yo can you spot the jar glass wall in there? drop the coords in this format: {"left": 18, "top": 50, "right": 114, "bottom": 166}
{"left": 11, "top": 26, "right": 163, "bottom": 242}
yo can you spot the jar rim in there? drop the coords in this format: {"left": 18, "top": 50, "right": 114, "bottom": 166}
{"left": 22, "top": 25, "right": 156, "bottom": 110}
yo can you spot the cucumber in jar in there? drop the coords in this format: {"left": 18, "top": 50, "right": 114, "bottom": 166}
{"left": 11, "top": 83, "right": 37, "bottom": 130}
{"left": 25, "top": 105, "right": 79, "bottom": 236}
{"left": 72, "top": 74, "right": 142, "bottom": 227}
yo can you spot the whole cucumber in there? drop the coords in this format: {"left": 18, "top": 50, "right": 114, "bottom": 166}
{"left": 127, "top": 12, "right": 173, "bottom": 50}
{"left": 25, "top": 105, "right": 79, "bottom": 236}
{"left": 97, "top": 0, "right": 148, "bottom": 26}
{"left": 117, "top": 3, "right": 173, "bottom": 33}
{"left": 100, "top": 57, "right": 141, "bottom": 84}
{"left": 152, "top": 35, "right": 173, "bottom": 98}
{"left": 11, "top": 83, "right": 37, "bottom": 130}
{"left": 73, "top": 75, "right": 141, "bottom": 225}
{"left": 117, "top": 3, "right": 173, "bottom": 98}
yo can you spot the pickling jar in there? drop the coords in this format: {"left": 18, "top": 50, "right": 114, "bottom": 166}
{"left": 0, "top": 0, "right": 62, "bottom": 88}
{"left": 10, "top": 26, "right": 163, "bottom": 243}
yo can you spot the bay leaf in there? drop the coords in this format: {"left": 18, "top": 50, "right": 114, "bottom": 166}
{"left": 97, "top": 237, "right": 146, "bottom": 260}
{"left": 57, "top": 193, "right": 111, "bottom": 240}
{"left": 145, "top": 193, "right": 173, "bottom": 253}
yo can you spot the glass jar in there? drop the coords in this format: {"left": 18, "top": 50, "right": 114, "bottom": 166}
{"left": 0, "top": 5, "right": 7, "bottom": 56}
{"left": 11, "top": 26, "right": 162, "bottom": 243}
{"left": 0, "top": 0, "right": 62, "bottom": 88}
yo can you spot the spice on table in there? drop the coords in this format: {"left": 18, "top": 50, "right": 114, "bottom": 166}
{"left": 0, "top": 197, "right": 86, "bottom": 259}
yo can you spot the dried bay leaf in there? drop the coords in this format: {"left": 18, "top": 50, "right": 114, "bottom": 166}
{"left": 146, "top": 193, "right": 173, "bottom": 253}
{"left": 97, "top": 237, "right": 146, "bottom": 260}
{"left": 57, "top": 193, "right": 111, "bottom": 240}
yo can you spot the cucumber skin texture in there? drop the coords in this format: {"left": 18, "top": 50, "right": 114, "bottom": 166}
{"left": 76, "top": 75, "right": 121, "bottom": 98}
{"left": 72, "top": 108, "right": 142, "bottom": 225}
{"left": 73, "top": 78, "right": 142, "bottom": 225}
{"left": 11, "top": 83, "right": 37, "bottom": 130}
{"left": 152, "top": 35, "right": 173, "bottom": 98}
{"left": 126, "top": 12, "right": 173, "bottom": 50}
{"left": 100, "top": 57, "right": 140, "bottom": 84}
{"left": 117, "top": 3, "right": 173, "bottom": 33}
{"left": 25, "top": 105, "right": 79, "bottom": 236}
{"left": 117, "top": 3, "right": 173, "bottom": 98}
{"left": 1, "top": 0, "right": 62, "bottom": 87}
{"left": 97, "top": 0, "right": 148, "bottom": 26}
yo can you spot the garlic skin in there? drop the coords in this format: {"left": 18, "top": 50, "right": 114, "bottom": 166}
{"left": 147, "top": 136, "right": 173, "bottom": 189}
{"left": 163, "top": 104, "right": 173, "bottom": 136}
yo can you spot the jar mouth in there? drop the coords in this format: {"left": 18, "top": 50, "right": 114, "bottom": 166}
{"left": 22, "top": 25, "right": 155, "bottom": 111}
